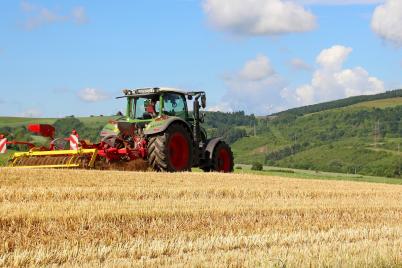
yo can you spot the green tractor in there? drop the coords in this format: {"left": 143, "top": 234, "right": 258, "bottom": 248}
{"left": 99, "top": 87, "right": 234, "bottom": 172}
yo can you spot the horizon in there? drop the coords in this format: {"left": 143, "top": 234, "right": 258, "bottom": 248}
{"left": 1, "top": 0, "right": 402, "bottom": 117}
{"left": 1, "top": 87, "right": 401, "bottom": 119}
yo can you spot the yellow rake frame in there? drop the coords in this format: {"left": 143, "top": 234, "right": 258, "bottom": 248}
{"left": 9, "top": 149, "right": 98, "bottom": 169}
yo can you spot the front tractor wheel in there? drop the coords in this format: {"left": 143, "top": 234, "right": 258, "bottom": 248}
{"left": 147, "top": 124, "right": 193, "bottom": 172}
{"left": 210, "top": 142, "right": 234, "bottom": 173}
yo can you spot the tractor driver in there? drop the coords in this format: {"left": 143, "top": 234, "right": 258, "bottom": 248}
{"left": 145, "top": 97, "right": 159, "bottom": 118}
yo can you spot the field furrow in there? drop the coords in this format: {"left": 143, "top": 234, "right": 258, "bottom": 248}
{"left": 0, "top": 168, "right": 401, "bottom": 267}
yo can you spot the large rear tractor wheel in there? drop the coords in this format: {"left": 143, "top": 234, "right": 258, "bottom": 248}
{"left": 208, "top": 141, "right": 234, "bottom": 173}
{"left": 147, "top": 124, "right": 193, "bottom": 172}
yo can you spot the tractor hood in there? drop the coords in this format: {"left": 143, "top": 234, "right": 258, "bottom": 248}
{"left": 143, "top": 116, "right": 190, "bottom": 135}
{"left": 100, "top": 120, "right": 120, "bottom": 138}
{"left": 100, "top": 116, "right": 190, "bottom": 137}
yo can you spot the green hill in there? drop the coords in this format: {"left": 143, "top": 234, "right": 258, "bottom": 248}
{"left": 349, "top": 97, "right": 402, "bottom": 109}
{"left": 273, "top": 89, "right": 402, "bottom": 117}
{"left": 232, "top": 90, "right": 402, "bottom": 178}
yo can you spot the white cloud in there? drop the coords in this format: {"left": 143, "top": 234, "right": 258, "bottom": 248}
{"left": 217, "top": 55, "right": 286, "bottom": 114}
{"left": 335, "top": 67, "right": 384, "bottom": 96}
{"left": 20, "top": 1, "right": 88, "bottom": 30}
{"left": 316, "top": 45, "right": 352, "bottom": 70}
{"left": 215, "top": 47, "right": 386, "bottom": 114}
{"left": 78, "top": 88, "right": 109, "bottom": 102}
{"left": 20, "top": 1, "right": 35, "bottom": 12}
{"left": 300, "top": 0, "right": 384, "bottom": 5}
{"left": 71, "top": 6, "right": 88, "bottom": 24}
{"left": 290, "top": 58, "right": 311, "bottom": 71}
{"left": 295, "top": 85, "right": 315, "bottom": 104}
{"left": 203, "top": 0, "right": 316, "bottom": 36}
{"left": 289, "top": 45, "right": 385, "bottom": 105}
{"left": 240, "top": 55, "right": 275, "bottom": 80}
{"left": 371, "top": 0, "right": 402, "bottom": 46}
{"left": 23, "top": 8, "right": 65, "bottom": 30}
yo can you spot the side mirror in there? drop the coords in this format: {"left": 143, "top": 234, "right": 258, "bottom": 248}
{"left": 201, "top": 95, "right": 206, "bottom": 109}
{"left": 187, "top": 95, "right": 193, "bottom": 100}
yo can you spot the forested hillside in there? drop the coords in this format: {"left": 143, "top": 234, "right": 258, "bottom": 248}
{"left": 233, "top": 90, "right": 402, "bottom": 178}
{"left": 273, "top": 89, "right": 402, "bottom": 117}
{"left": 203, "top": 111, "right": 256, "bottom": 144}
{"left": 234, "top": 105, "right": 401, "bottom": 177}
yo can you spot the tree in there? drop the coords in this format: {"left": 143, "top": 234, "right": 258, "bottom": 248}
{"left": 251, "top": 162, "right": 263, "bottom": 171}
{"left": 53, "top": 117, "right": 85, "bottom": 138}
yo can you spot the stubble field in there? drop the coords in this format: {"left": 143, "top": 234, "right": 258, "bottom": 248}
{"left": 0, "top": 168, "right": 401, "bottom": 267}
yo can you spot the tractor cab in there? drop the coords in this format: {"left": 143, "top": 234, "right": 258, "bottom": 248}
{"left": 101, "top": 88, "right": 193, "bottom": 138}
{"left": 125, "top": 89, "right": 189, "bottom": 120}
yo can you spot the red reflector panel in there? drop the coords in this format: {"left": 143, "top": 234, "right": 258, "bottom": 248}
{"left": 27, "top": 124, "right": 55, "bottom": 138}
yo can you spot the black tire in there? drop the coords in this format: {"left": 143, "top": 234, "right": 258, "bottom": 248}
{"left": 147, "top": 124, "right": 193, "bottom": 172}
{"left": 209, "top": 141, "right": 234, "bottom": 173}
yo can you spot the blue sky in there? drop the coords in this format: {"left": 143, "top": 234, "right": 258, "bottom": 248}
{"left": 0, "top": 0, "right": 401, "bottom": 117}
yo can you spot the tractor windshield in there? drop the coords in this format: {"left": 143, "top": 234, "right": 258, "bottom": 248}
{"left": 162, "top": 93, "right": 187, "bottom": 119}
{"left": 132, "top": 96, "right": 160, "bottom": 119}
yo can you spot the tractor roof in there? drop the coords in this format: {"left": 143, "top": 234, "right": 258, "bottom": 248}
{"left": 121, "top": 87, "right": 205, "bottom": 97}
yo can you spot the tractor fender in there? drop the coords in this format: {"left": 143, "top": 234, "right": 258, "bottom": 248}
{"left": 144, "top": 116, "right": 192, "bottom": 135}
{"left": 204, "top": 137, "right": 223, "bottom": 159}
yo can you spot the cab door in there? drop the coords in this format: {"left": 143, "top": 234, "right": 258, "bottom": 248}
{"left": 162, "top": 93, "right": 188, "bottom": 119}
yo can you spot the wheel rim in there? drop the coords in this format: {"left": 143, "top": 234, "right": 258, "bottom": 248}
{"left": 168, "top": 132, "right": 190, "bottom": 171}
{"left": 217, "top": 148, "right": 231, "bottom": 172}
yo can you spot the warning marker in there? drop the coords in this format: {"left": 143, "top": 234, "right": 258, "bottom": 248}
{"left": 0, "top": 138, "right": 7, "bottom": 154}
{"left": 69, "top": 134, "right": 79, "bottom": 150}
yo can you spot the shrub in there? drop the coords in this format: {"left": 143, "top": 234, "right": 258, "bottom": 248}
{"left": 251, "top": 162, "right": 263, "bottom": 171}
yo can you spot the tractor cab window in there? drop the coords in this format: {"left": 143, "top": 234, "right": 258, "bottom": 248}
{"left": 163, "top": 93, "right": 187, "bottom": 118}
{"left": 132, "top": 96, "right": 160, "bottom": 119}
